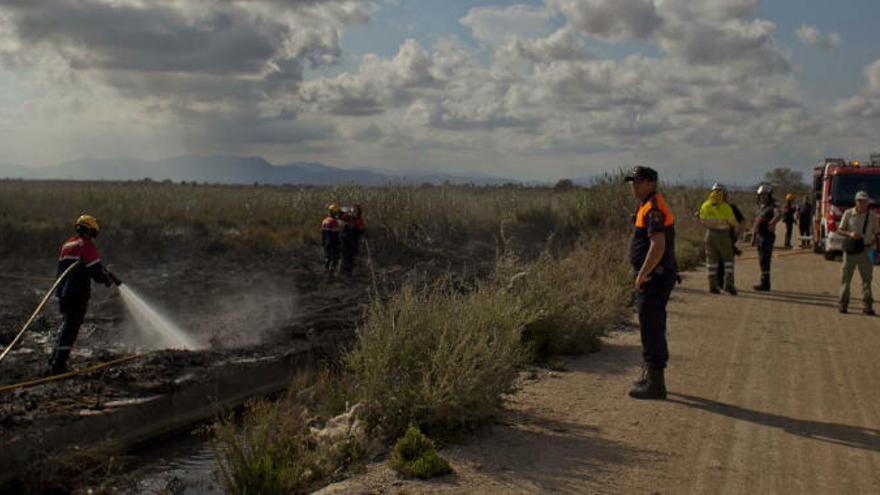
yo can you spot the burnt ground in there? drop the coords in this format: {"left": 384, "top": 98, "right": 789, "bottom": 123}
{"left": 0, "top": 242, "right": 496, "bottom": 462}
{"left": 0, "top": 254, "right": 358, "bottom": 435}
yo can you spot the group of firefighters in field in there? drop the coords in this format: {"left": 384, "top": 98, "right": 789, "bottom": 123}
{"left": 38, "top": 172, "right": 874, "bottom": 405}
{"left": 44, "top": 204, "right": 367, "bottom": 375}
{"left": 320, "top": 203, "right": 367, "bottom": 279}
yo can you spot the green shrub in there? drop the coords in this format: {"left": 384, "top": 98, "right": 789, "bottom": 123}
{"left": 511, "top": 239, "right": 631, "bottom": 361}
{"left": 346, "top": 281, "right": 527, "bottom": 438}
{"left": 212, "top": 399, "right": 322, "bottom": 495}
{"left": 389, "top": 425, "right": 452, "bottom": 479}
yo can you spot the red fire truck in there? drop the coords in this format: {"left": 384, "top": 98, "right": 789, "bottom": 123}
{"left": 813, "top": 154, "right": 880, "bottom": 259}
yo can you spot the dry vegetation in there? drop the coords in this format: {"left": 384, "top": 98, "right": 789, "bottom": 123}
{"left": 0, "top": 177, "right": 734, "bottom": 492}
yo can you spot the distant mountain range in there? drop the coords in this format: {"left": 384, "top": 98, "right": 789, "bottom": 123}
{"left": 0, "top": 156, "right": 517, "bottom": 186}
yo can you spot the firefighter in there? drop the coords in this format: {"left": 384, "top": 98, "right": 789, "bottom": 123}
{"left": 726, "top": 191, "right": 745, "bottom": 257}
{"left": 797, "top": 194, "right": 813, "bottom": 248}
{"left": 782, "top": 193, "right": 796, "bottom": 249}
{"left": 341, "top": 205, "right": 366, "bottom": 275}
{"left": 321, "top": 204, "right": 343, "bottom": 278}
{"left": 49, "top": 215, "right": 120, "bottom": 374}
{"left": 837, "top": 191, "right": 879, "bottom": 315}
{"left": 699, "top": 185, "right": 739, "bottom": 294}
{"left": 752, "top": 185, "right": 781, "bottom": 291}
{"left": 625, "top": 166, "right": 677, "bottom": 400}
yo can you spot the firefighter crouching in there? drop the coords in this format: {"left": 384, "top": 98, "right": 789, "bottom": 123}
{"left": 341, "top": 205, "right": 366, "bottom": 276}
{"left": 699, "top": 184, "right": 739, "bottom": 295}
{"left": 49, "top": 215, "right": 121, "bottom": 374}
{"left": 321, "top": 204, "right": 343, "bottom": 278}
{"left": 625, "top": 166, "right": 677, "bottom": 400}
{"left": 752, "top": 184, "right": 781, "bottom": 292}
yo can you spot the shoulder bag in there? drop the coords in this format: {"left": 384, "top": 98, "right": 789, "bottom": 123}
{"left": 843, "top": 212, "right": 869, "bottom": 254}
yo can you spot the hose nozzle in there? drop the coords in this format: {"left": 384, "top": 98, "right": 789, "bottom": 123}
{"left": 108, "top": 272, "right": 123, "bottom": 287}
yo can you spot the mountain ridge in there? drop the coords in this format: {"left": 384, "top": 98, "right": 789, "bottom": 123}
{"left": 0, "top": 156, "right": 515, "bottom": 186}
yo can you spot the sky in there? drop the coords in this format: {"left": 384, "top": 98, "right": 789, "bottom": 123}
{"left": 1, "top": 0, "right": 879, "bottom": 183}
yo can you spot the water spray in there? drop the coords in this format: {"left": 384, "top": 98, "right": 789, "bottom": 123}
{"left": 117, "top": 285, "right": 201, "bottom": 351}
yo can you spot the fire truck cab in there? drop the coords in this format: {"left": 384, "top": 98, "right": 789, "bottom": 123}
{"left": 813, "top": 155, "right": 880, "bottom": 259}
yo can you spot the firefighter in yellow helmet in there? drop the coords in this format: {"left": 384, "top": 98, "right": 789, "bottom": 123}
{"left": 49, "top": 215, "right": 121, "bottom": 374}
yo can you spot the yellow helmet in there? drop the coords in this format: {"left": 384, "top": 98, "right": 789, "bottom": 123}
{"left": 328, "top": 203, "right": 340, "bottom": 214}
{"left": 75, "top": 214, "right": 100, "bottom": 233}
{"left": 785, "top": 193, "right": 795, "bottom": 201}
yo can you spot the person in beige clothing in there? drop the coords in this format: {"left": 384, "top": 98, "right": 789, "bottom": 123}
{"left": 837, "top": 190, "right": 879, "bottom": 315}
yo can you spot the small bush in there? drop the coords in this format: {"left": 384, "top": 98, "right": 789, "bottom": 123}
{"left": 347, "top": 281, "right": 527, "bottom": 438}
{"left": 212, "top": 399, "right": 321, "bottom": 495}
{"left": 389, "top": 425, "right": 452, "bottom": 479}
{"left": 512, "top": 238, "right": 631, "bottom": 361}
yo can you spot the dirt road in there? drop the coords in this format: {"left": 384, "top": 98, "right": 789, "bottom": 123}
{"left": 322, "top": 245, "right": 880, "bottom": 494}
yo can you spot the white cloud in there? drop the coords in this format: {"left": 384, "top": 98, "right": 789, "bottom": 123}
{"left": 0, "top": 0, "right": 867, "bottom": 182}
{"left": 834, "top": 59, "right": 880, "bottom": 120}
{"left": 549, "top": 0, "right": 661, "bottom": 42}
{"left": 0, "top": 0, "right": 369, "bottom": 162}
{"left": 460, "top": 5, "right": 554, "bottom": 45}
{"left": 796, "top": 24, "right": 841, "bottom": 52}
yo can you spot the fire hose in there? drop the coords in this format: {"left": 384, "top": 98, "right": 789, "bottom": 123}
{"left": 0, "top": 261, "right": 81, "bottom": 365}
{"left": 0, "top": 353, "right": 147, "bottom": 394}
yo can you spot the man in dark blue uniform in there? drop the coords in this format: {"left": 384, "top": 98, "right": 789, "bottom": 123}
{"left": 625, "top": 166, "right": 677, "bottom": 400}
{"left": 752, "top": 185, "right": 780, "bottom": 291}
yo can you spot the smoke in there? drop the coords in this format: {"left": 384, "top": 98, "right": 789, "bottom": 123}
{"left": 195, "top": 285, "right": 300, "bottom": 349}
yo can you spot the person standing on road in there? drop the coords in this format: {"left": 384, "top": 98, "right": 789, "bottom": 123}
{"left": 700, "top": 184, "right": 740, "bottom": 294}
{"left": 752, "top": 185, "right": 781, "bottom": 292}
{"left": 625, "top": 166, "right": 677, "bottom": 400}
{"left": 782, "top": 193, "right": 796, "bottom": 249}
{"left": 727, "top": 194, "right": 745, "bottom": 257}
{"left": 716, "top": 188, "right": 745, "bottom": 287}
{"left": 797, "top": 194, "right": 813, "bottom": 249}
{"left": 836, "top": 191, "right": 879, "bottom": 315}
{"left": 49, "top": 215, "right": 120, "bottom": 375}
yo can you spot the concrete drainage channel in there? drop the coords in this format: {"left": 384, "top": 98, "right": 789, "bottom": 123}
{"left": 0, "top": 338, "right": 343, "bottom": 488}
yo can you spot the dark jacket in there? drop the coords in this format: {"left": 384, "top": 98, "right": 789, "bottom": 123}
{"left": 56, "top": 235, "right": 110, "bottom": 302}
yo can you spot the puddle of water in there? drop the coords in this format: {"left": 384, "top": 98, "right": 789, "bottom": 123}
{"left": 129, "top": 434, "right": 222, "bottom": 494}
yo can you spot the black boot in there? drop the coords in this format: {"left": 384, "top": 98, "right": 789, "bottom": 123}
{"left": 753, "top": 276, "right": 770, "bottom": 292}
{"left": 629, "top": 368, "right": 667, "bottom": 400}
{"left": 724, "top": 274, "right": 737, "bottom": 295}
{"left": 48, "top": 352, "right": 69, "bottom": 376}
{"left": 708, "top": 275, "right": 720, "bottom": 294}
{"left": 632, "top": 365, "right": 648, "bottom": 386}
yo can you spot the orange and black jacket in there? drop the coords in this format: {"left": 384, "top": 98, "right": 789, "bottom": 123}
{"left": 631, "top": 192, "right": 677, "bottom": 275}
{"left": 341, "top": 213, "right": 366, "bottom": 237}
{"left": 56, "top": 234, "right": 111, "bottom": 302}
{"left": 321, "top": 215, "right": 342, "bottom": 247}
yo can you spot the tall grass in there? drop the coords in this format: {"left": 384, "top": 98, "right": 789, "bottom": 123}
{"left": 0, "top": 179, "right": 715, "bottom": 269}
{"left": 346, "top": 281, "right": 529, "bottom": 438}
{"left": 213, "top": 399, "right": 320, "bottom": 495}
{"left": 511, "top": 239, "right": 632, "bottom": 360}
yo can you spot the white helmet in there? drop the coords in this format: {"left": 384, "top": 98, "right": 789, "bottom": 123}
{"left": 711, "top": 182, "right": 727, "bottom": 192}
{"left": 756, "top": 184, "right": 773, "bottom": 195}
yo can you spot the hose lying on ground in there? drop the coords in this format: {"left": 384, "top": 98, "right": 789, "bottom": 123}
{"left": 0, "top": 261, "right": 80, "bottom": 365}
{"left": 0, "top": 353, "right": 147, "bottom": 394}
